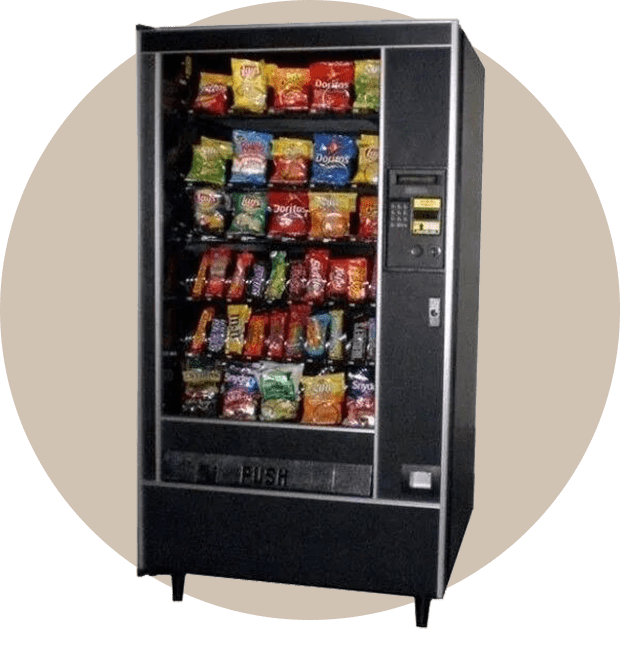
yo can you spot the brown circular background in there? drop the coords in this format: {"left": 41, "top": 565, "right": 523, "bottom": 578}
{"left": 0, "top": 1, "right": 618, "bottom": 620}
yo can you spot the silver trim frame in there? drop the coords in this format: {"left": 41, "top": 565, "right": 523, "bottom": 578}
{"left": 154, "top": 53, "right": 163, "bottom": 482}
{"left": 373, "top": 49, "right": 387, "bottom": 498}
{"left": 436, "top": 20, "right": 460, "bottom": 597}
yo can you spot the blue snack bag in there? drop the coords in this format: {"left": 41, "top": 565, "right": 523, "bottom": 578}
{"left": 230, "top": 130, "right": 273, "bottom": 185}
{"left": 311, "top": 133, "right": 356, "bottom": 186}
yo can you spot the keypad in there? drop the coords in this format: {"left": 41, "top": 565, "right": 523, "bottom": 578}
{"left": 389, "top": 201, "right": 410, "bottom": 228}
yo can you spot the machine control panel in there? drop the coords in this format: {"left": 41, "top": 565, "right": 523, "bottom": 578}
{"left": 386, "top": 169, "right": 446, "bottom": 270}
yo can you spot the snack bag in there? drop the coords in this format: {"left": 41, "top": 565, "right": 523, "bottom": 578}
{"left": 300, "top": 373, "right": 346, "bottom": 425}
{"left": 358, "top": 195, "right": 378, "bottom": 240}
{"left": 231, "top": 59, "right": 268, "bottom": 113}
{"left": 225, "top": 304, "right": 251, "bottom": 355}
{"left": 186, "top": 137, "right": 232, "bottom": 185}
{"left": 193, "top": 187, "right": 227, "bottom": 235}
{"left": 249, "top": 261, "right": 268, "bottom": 301}
{"left": 230, "top": 130, "right": 272, "bottom": 185}
{"left": 189, "top": 307, "right": 216, "bottom": 355}
{"left": 326, "top": 258, "right": 348, "bottom": 300}
{"left": 271, "top": 67, "right": 311, "bottom": 112}
{"left": 243, "top": 313, "right": 269, "bottom": 359}
{"left": 229, "top": 192, "right": 267, "bottom": 236}
{"left": 367, "top": 316, "right": 376, "bottom": 361}
{"left": 181, "top": 357, "right": 223, "bottom": 417}
{"left": 309, "top": 192, "right": 356, "bottom": 238}
{"left": 305, "top": 312, "right": 331, "bottom": 359}
{"left": 227, "top": 251, "right": 254, "bottom": 301}
{"left": 347, "top": 257, "right": 368, "bottom": 302}
{"left": 264, "top": 250, "right": 289, "bottom": 301}
{"left": 193, "top": 72, "right": 231, "bottom": 115}
{"left": 207, "top": 318, "right": 227, "bottom": 354}
{"left": 311, "top": 134, "right": 356, "bottom": 186}
{"left": 368, "top": 261, "right": 377, "bottom": 301}
{"left": 309, "top": 61, "right": 354, "bottom": 113}
{"left": 305, "top": 248, "right": 330, "bottom": 304}
{"left": 270, "top": 138, "right": 313, "bottom": 185}
{"left": 352, "top": 134, "right": 379, "bottom": 185}
{"left": 287, "top": 260, "right": 307, "bottom": 302}
{"left": 268, "top": 191, "right": 310, "bottom": 238}
{"left": 353, "top": 60, "right": 381, "bottom": 113}
{"left": 221, "top": 362, "right": 260, "bottom": 421}
{"left": 328, "top": 309, "right": 346, "bottom": 361}
{"left": 348, "top": 313, "right": 369, "bottom": 363}
{"left": 258, "top": 362, "right": 304, "bottom": 422}
{"left": 285, "top": 304, "right": 311, "bottom": 360}
{"left": 190, "top": 251, "right": 210, "bottom": 300}
{"left": 266, "top": 310, "right": 288, "bottom": 360}
{"left": 343, "top": 367, "right": 375, "bottom": 428}
{"left": 205, "top": 247, "right": 232, "bottom": 299}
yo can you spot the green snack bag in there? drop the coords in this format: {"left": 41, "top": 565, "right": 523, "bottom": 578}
{"left": 186, "top": 136, "right": 232, "bottom": 185}
{"left": 228, "top": 192, "right": 267, "bottom": 236}
{"left": 264, "top": 250, "right": 289, "bottom": 301}
{"left": 353, "top": 60, "right": 381, "bottom": 113}
{"left": 258, "top": 362, "right": 304, "bottom": 421}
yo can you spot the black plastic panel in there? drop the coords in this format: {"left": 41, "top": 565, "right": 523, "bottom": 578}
{"left": 384, "top": 48, "right": 451, "bottom": 169}
{"left": 138, "top": 22, "right": 452, "bottom": 53}
{"left": 141, "top": 485, "right": 439, "bottom": 596}
{"left": 377, "top": 272, "right": 444, "bottom": 499}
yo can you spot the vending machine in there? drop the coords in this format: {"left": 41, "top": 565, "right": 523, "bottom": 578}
{"left": 137, "top": 19, "right": 484, "bottom": 627}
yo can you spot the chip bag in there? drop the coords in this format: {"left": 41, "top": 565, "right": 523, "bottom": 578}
{"left": 305, "top": 312, "right": 331, "bottom": 359}
{"left": 309, "top": 61, "right": 354, "bottom": 113}
{"left": 342, "top": 367, "right": 375, "bottom": 428}
{"left": 229, "top": 192, "right": 267, "bottom": 236}
{"left": 309, "top": 192, "right": 357, "bottom": 239}
{"left": 358, "top": 195, "right": 378, "bottom": 240}
{"left": 231, "top": 58, "right": 268, "bottom": 113}
{"left": 258, "top": 361, "right": 304, "bottom": 422}
{"left": 227, "top": 251, "right": 254, "bottom": 301}
{"left": 264, "top": 250, "right": 289, "bottom": 302}
{"left": 285, "top": 304, "right": 311, "bottom": 360}
{"left": 270, "top": 138, "right": 313, "bottom": 185}
{"left": 266, "top": 310, "right": 288, "bottom": 360}
{"left": 305, "top": 248, "right": 330, "bottom": 304}
{"left": 186, "top": 137, "right": 233, "bottom": 185}
{"left": 230, "top": 130, "right": 272, "bottom": 185}
{"left": 193, "top": 72, "right": 231, "bottom": 115}
{"left": 353, "top": 60, "right": 381, "bottom": 113}
{"left": 311, "top": 134, "right": 356, "bottom": 186}
{"left": 300, "top": 373, "right": 346, "bottom": 425}
{"left": 221, "top": 362, "right": 260, "bottom": 421}
{"left": 268, "top": 191, "right": 310, "bottom": 238}
{"left": 352, "top": 134, "right": 379, "bottom": 185}
{"left": 271, "top": 67, "right": 311, "bottom": 112}
{"left": 193, "top": 187, "right": 227, "bottom": 235}
{"left": 181, "top": 357, "right": 223, "bottom": 417}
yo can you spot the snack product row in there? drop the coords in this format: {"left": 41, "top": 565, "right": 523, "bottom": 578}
{"left": 181, "top": 359, "right": 375, "bottom": 428}
{"left": 192, "top": 59, "right": 380, "bottom": 115}
{"left": 192, "top": 189, "right": 377, "bottom": 240}
{"left": 188, "top": 248, "right": 377, "bottom": 305}
{"left": 186, "top": 304, "right": 375, "bottom": 365}
{"left": 186, "top": 132, "right": 378, "bottom": 187}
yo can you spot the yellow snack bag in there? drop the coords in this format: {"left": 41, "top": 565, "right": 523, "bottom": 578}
{"left": 352, "top": 134, "right": 379, "bottom": 185}
{"left": 301, "top": 373, "right": 346, "bottom": 425}
{"left": 231, "top": 58, "right": 268, "bottom": 113}
{"left": 309, "top": 192, "right": 357, "bottom": 239}
{"left": 225, "top": 304, "right": 252, "bottom": 355}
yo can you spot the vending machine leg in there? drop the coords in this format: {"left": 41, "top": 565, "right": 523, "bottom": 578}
{"left": 414, "top": 596, "right": 431, "bottom": 627}
{"left": 172, "top": 573, "right": 186, "bottom": 602}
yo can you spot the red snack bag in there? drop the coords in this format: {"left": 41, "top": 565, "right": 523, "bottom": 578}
{"left": 368, "top": 261, "right": 377, "bottom": 301}
{"left": 287, "top": 260, "right": 307, "bottom": 302}
{"left": 358, "top": 195, "right": 378, "bottom": 240}
{"left": 285, "top": 304, "right": 311, "bottom": 360}
{"left": 272, "top": 67, "right": 311, "bottom": 112}
{"left": 347, "top": 257, "right": 368, "bottom": 303}
{"left": 193, "top": 73, "right": 231, "bottom": 115}
{"left": 189, "top": 307, "right": 215, "bottom": 354}
{"left": 227, "top": 251, "right": 254, "bottom": 302}
{"left": 268, "top": 191, "right": 310, "bottom": 238}
{"left": 309, "top": 61, "right": 355, "bottom": 113}
{"left": 305, "top": 248, "right": 330, "bottom": 304}
{"left": 270, "top": 138, "right": 313, "bottom": 185}
{"left": 326, "top": 258, "right": 349, "bottom": 300}
{"left": 205, "top": 247, "right": 232, "bottom": 299}
{"left": 190, "top": 251, "right": 210, "bottom": 300}
{"left": 266, "top": 310, "right": 288, "bottom": 360}
{"left": 243, "top": 313, "right": 269, "bottom": 358}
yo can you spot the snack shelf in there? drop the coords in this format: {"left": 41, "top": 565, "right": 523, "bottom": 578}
{"left": 168, "top": 235, "right": 377, "bottom": 252}
{"left": 162, "top": 414, "right": 374, "bottom": 434}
